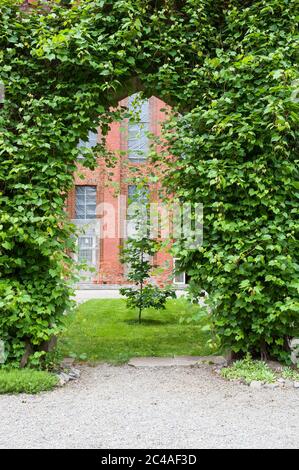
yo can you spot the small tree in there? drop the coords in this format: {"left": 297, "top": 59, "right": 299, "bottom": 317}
{"left": 120, "top": 237, "right": 176, "bottom": 323}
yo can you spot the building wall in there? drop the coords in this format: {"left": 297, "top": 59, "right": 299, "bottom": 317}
{"left": 66, "top": 96, "right": 176, "bottom": 286}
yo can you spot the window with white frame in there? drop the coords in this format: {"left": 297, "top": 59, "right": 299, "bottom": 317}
{"left": 76, "top": 235, "right": 99, "bottom": 282}
{"left": 75, "top": 186, "right": 96, "bottom": 220}
{"left": 127, "top": 93, "right": 150, "bottom": 163}
{"left": 173, "top": 258, "right": 186, "bottom": 285}
{"left": 78, "top": 236, "right": 95, "bottom": 263}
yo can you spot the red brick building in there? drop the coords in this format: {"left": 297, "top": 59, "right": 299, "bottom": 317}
{"left": 67, "top": 94, "right": 186, "bottom": 287}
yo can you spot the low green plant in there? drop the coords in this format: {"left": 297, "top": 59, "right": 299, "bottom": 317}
{"left": 221, "top": 355, "right": 276, "bottom": 384}
{"left": 0, "top": 368, "right": 58, "bottom": 394}
{"left": 281, "top": 367, "right": 299, "bottom": 382}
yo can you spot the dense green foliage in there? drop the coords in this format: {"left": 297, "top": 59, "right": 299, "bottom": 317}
{"left": 159, "top": 0, "right": 299, "bottom": 361}
{"left": 60, "top": 298, "right": 215, "bottom": 363}
{"left": 0, "top": 0, "right": 298, "bottom": 364}
{"left": 0, "top": 368, "right": 58, "bottom": 393}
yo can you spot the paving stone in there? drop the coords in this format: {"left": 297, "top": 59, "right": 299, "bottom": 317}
{"left": 196, "top": 355, "right": 227, "bottom": 366}
{"left": 68, "top": 368, "right": 81, "bottom": 379}
{"left": 57, "top": 372, "right": 71, "bottom": 386}
{"left": 128, "top": 355, "right": 227, "bottom": 368}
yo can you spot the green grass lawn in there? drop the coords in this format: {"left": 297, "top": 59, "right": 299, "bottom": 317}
{"left": 60, "top": 298, "right": 215, "bottom": 364}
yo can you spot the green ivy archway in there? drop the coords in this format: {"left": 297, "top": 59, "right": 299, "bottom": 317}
{"left": 0, "top": 0, "right": 298, "bottom": 365}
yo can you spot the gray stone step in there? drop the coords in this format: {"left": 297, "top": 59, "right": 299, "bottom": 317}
{"left": 128, "top": 355, "right": 227, "bottom": 368}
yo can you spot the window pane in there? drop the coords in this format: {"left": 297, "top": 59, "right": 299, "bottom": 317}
{"left": 127, "top": 185, "right": 149, "bottom": 225}
{"left": 86, "top": 186, "right": 96, "bottom": 195}
{"left": 86, "top": 212, "right": 96, "bottom": 220}
{"left": 75, "top": 205, "right": 86, "bottom": 219}
{"left": 174, "top": 272, "right": 185, "bottom": 284}
{"left": 78, "top": 249, "right": 93, "bottom": 263}
{"left": 79, "top": 237, "right": 93, "bottom": 248}
{"left": 128, "top": 185, "right": 137, "bottom": 199}
{"left": 174, "top": 259, "right": 186, "bottom": 284}
{"left": 76, "top": 186, "right": 85, "bottom": 196}
{"left": 128, "top": 93, "right": 149, "bottom": 162}
{"left": 78, "top": 130, "right": 98, "bottom": 149}
{"left": 75, "top": 186, "right": 96, "bottom": 219}
{"left": 128, "top": 185, "right": 149, "bottom": 203}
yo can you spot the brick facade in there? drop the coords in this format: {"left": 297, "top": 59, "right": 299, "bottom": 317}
{"left": 67, "top": 96, "right": 177, "bottom": 286}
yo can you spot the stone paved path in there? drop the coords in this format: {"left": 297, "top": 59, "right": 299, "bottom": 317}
{"left": 75, "top": 289, "right": 187, "bottom": 303}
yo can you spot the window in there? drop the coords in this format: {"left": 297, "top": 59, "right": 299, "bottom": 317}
{"left": 78, "top": 236, "right": 94, "bottom": 263}
{"left": 128, "top": 184, "right": 149, "bottom": 203}
{"left": 77, "top": 130, "right": 98, "bottom": 159}
{"left": 77, "top": 235, "right": 98, "bottom": 281}
{"left": 75, "top": 186, "right": 96, "bottom": 219}
{"left": 173, "top": 258, "right": 186, "bottom": 285}
{"left": 126, "top": 185, "right": 150, "bottom": 238}
{"left": 128, "top": 184, "right": 137, "bottom": 200}
{"left": 127, "top": 93, "right": 150, "bottom": 163}
{"left": 127, "top": 185, "right": 149, "bottom": 220}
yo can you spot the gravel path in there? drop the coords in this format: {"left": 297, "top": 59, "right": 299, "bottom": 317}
{"left": 0, "top": 364, "right": 298, "bottom": 449}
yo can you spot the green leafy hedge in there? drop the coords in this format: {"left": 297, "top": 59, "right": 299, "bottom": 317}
{"left": 161, "top": 0, "right": 299, "bottom": 361}
{"left": 0, "top": 0, "right": 298, "bottom": 365}
{"left": 0, "top": 0, "right": 221, "bottom": 365}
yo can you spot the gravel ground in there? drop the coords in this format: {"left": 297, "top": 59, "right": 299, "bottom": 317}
{"left": 0, "top": 364, "right": 298, "bottom": 449}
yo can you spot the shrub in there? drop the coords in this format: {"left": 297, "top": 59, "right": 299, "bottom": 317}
{"left": 0, "top": 368, "right": 58, "bottom": 394}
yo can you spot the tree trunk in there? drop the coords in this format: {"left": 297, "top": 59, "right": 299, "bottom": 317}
{"left": 260, "top": 339, "right": 268, "bottom": 362}
{"left": 20, "top": 335, "right": 57, "bottom": 368}
{"left": 138, "top": 279, "right": 143, "bottom": 324}
{"left": 20, "top": 340, "right": 34, "bottom": 368}
{"left": 39, "top": 335, "right": 57, "bottom": 353}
